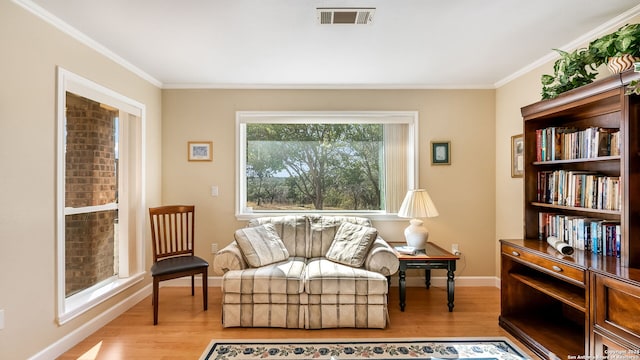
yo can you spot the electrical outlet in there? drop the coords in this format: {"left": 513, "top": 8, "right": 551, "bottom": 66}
{"left": 451, "top": 244, "right": 461, "bottom": 255}
{"left": 0, "top": 309, "right": 5, "bottom": 330}
{"left": 210, "top": 185, "right": 219, "bottom": 197}
{"left": 211, "top": 243, "right": 218, "bottom": 254}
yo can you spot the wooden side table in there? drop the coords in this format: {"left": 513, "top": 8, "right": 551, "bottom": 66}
{"left": 396, "top": 242, "right": 460, "bottom": 312}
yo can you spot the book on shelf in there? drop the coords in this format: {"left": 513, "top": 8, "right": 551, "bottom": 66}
{"left": 536, "top": 170, "right": 621, "bottom": 211}
{"left": 538, "top": 212, "right": 620, "bottom": 257}
{"left": 534, "top": 126, "right": 619, "bottom": 161}
{"left": 394, "top": 245, "right": 417, "bottom": 255}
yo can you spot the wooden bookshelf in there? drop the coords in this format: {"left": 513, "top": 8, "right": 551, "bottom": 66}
{"left": 520, "top": 70, "right": 640, "bottom": 266}
{"left": 501, "top": 69, "right": 640, "bottom": 359}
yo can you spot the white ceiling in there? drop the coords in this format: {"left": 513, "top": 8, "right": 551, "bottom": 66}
{"left": 20, "top": 0, "right": 640, "bottom": 89}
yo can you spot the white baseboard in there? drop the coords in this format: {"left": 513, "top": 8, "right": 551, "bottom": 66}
{"left": 29, "top": 285, "right": 152, "bottom": 360}
{"left": 32, "top": 275, "right": 499, "bottom": 359}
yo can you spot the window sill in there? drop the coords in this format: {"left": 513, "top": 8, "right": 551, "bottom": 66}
{"left": 236, "top": 211, "right": 407, "bottom": 222}
{"left": 58, "top": 272, "right": 145, "bottom": 325}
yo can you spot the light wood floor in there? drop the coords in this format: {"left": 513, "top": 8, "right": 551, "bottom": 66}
{"left": 57, "top": 286, "right": 538, "bottom": 360}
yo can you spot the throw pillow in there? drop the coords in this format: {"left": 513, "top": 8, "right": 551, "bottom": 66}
{"left": 234, "top": 223, "right": 290, "bottom": 267}
{"left": 325, "top": 222, "right": 378, "bottom": 267}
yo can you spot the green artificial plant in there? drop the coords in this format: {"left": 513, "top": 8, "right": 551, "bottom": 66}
{"left": 588, "top": 23, "right": 640, "bottom": 60}
{"left": 626, "top": 78, "right": 640, "bottom": 95}
{"left": 541, "top": 48, "right": 599, "bottom": 100}
{"left": 540, "top": 23, "right": 640, "bottom": 100}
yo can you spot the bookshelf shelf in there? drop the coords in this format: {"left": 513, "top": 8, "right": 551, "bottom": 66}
{"left": 533, "top": 155, "right": 620, "bottom": 166}
{"left": 509, "top": 272, "right": 586, "bottom": 312}
{"left": 531, "top": 202, "right": 621, "bottom": 216}
{"left": 501, "top": 69, "right": 640, "bottom": 359}
{"left": 500, "top": 314, "right": 585, "bottom": 360}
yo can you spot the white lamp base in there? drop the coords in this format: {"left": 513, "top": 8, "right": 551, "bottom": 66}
{"left": 404, "top": 218, "right": 429, "bottom": 250}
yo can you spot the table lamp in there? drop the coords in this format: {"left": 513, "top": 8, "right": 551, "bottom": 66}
{"left": 397, "top": 189, "right": 439, "bottom": 251}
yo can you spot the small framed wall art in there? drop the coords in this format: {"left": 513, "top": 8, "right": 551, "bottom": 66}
{"left": 511, "top": 134, "right": 524, "bottom": 178}
{"left": 431, "top": 141, "right": 451, "bottom": 165}
{"left": 188, "top": 141, "right": 213, "bottom": 162}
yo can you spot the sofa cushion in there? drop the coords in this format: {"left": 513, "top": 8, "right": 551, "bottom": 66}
{"left": 212, "top": 241, "right": 248, "bottom": 275}
{"left": 249, "top": 216, "right": 307, "bottom": 257}
{"left": 234, "top": 223, "right": 289, "bottom": 267}
{"left": 325, "top": 222, "right": 377, "bottom": 267}
{"left": 222, "top": 257, "right": 307, "bottom": 295}
{"left": 304, "top": 258, "right": 388, "bottom": 296}
{"left": 308, "top": 216, "right": 372, "bottom": 258}
{"left": 364, "top": 238, "right": 400, "bottom": 276}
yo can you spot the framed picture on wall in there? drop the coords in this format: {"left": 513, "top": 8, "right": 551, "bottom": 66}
{"left": 431, "top": 141, "right": 451, "bottom": 165}
{"left": 511, "top": 134, "right": 524, "bottom": 178}
{"left": 188, "top": 141, "right": 213, "bottom": 161}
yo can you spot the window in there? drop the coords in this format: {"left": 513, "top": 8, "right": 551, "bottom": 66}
{"left": 236, "top": 111, "right": 418, "bottom": 219}
{"left": 56, "top": 68, "right": 145, "bottom": 324}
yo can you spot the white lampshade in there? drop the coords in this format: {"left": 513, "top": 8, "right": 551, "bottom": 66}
{"left": 397, "top": 189, "right": 439, "bottom": 250}
{"left": 398, "top": 189, "right": 439, "bottom": 219}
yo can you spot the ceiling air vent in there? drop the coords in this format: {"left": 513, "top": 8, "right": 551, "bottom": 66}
{"left": 317, "top": 8, "right": 375, "bottom": 25}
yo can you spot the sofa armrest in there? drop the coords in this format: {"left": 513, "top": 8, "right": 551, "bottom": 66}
{"left": 212, "top": 241, "right": 248, "bottom": 276}
{"left": 364, "top": 237, "right": 399, "bottom": 276}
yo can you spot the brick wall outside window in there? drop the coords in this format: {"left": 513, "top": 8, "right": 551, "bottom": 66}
{"left": 64, "top": 93, "right": 118, "bottom": 297}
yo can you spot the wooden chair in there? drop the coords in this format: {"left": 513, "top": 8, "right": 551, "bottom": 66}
{"left": 149, "top": 205, "right": 208, "bottom": 325}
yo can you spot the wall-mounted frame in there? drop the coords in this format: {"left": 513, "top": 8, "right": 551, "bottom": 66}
{"left": 431, "top": 141, "right": 451, "bottom": 165}
{"left": 188, "top": 141, "right": 213, "bottom": 162}
{"left": 511, "top": 134, "right": 524, "bottom": 178}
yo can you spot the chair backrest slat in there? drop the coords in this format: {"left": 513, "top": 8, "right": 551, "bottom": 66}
{"left": 149, "top": 205, "right": 195, "bottom": 262}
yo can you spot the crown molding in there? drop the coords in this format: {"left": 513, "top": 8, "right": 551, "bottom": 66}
{"left": 12, "top": 0, "right": 162, "bottom": 88}
{"left": 161, "top": 82, "right": 496, "bottom": 90}
{"left": 13, "top": 0, "right": 640, "bottom": 91}
{"left": 495, "top": 3, "right": 640, "bottom": 88}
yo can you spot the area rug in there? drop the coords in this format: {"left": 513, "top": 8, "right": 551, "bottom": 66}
{"left": 200, "top": 338, "right": 530, "bottom": 360}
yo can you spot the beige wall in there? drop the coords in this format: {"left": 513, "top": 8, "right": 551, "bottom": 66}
{"left": 0, "top": 2, "right": 162, "bottom": 359}
{"left": 161, "top": 89, "right": 497, "bottom": 278}
{"left": 494, "top": 69, "right": 545, "bottom": 276}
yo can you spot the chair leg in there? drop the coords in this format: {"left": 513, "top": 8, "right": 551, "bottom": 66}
{"left": 153, "top": 278, "right": 160, "bottom": 325}
{"left": 191, "top": 275, "right": 195, "bottom": 296}
{"left": 202, "top": 269, "right": 208, "bottom": 311}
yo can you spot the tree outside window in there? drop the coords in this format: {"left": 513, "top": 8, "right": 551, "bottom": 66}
{"left": 237, "top": 112, "right": 418, "bottom": 218}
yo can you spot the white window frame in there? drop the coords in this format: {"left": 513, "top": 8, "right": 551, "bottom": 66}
{"left": 236, "top": 111, "right": 419, "bottom": 220}
{"left": 56, "top": 68, "right": 146, "bottom": 324}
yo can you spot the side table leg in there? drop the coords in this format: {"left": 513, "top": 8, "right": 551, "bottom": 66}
{"left": 447, "top": 263, "right": 455, "bottom": 312}
{"left": 399, "top": 270, "right": 406, "bottom": 311}
{"left": 425, "top": 269, "right": 431, "bottom": 289}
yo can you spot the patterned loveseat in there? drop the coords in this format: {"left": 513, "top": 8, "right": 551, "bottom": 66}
{"left": 212, "top": 215, "right": 399, "bottom": 329}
